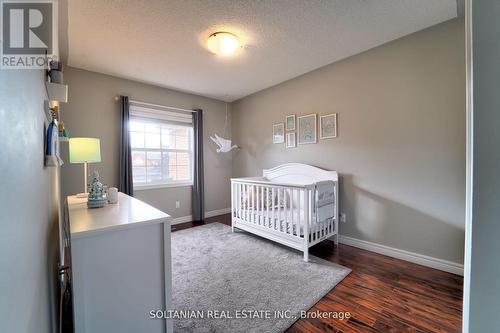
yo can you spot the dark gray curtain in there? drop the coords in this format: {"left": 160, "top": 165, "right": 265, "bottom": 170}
{"left": 119, "top": 95, "right": 133, "bottom": 196}
{"left": 192, "top": 109, "right": 205, "bottom": 222}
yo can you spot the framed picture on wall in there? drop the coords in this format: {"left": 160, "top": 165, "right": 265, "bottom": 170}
{"left": 286, "top": 114, "right": 296, "bottom": 131}
{"left": 286, "top": 132, "right": 296, "bottom": 148}
{"left": 298, "top": 114, "right": 317, "bottom": 144}
{"left": 273, "top": 123, "right": 285, "bottom": 144}
{"left": 320, "top": 113, "right": 338, "bottom": 139}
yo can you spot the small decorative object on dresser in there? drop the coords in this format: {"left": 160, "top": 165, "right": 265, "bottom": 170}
{"left": 286, "top": 114, "right": 296, "bottom": 131}
{"left": 298, "top": 114, "right": 317, "bottom": 144}
{"left": 320, "top": 113, "right": 338, "bottom": 139}
{"left": 286, "top": 132, "right": 296, "bottom": 148}
{"left": 107, "top": 187, "right": 118, "bottom": 204}
{"left": 272, "top": 123, "right": 285, "bottom": 144}
{"left": 87, "top": 171, "right": 107, "bottom": 208}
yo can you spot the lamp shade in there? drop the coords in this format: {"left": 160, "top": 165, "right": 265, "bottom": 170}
{"left": 69, "top": 138, "right": 101, "bottom": 163}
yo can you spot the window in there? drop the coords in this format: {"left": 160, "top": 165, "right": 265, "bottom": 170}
{"left": 129, "top": 106, "right": 193, "bottom": 189}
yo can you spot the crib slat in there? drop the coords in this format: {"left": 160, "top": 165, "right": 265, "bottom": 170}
{"left": 256, "top": 185, "right": 259, "bottom": 225}
{"left": 231, "top": 182, "right": 234, "bottom": 217}
{"left": 252, "top": 185, "right": 255, "bottom": 225}
{"left": 257, "top": 186, "right": 260, "bottom": 225}
{"left": 304, "top": 189, "right": 309, "bottom": 244}
{"left": 281, "top": 188, "right": 288, "bottom": 233}
{"left": 274, "top": 187, "right": 281, "bottom": 230}
{"left": 250, "top": 184, "right": 252, "bottom": 223}
{"left": 258, "top": 186, "right": 262, "bottom": 225}
{"left": 259, "top": 186, "right": 262, "bottom": 225}
{"left": 286, "top": 189, "right": 289, "bottom": 234}
{"left": 240, "top": 183, "right": 244, "bottom": 221}
{"left": 243, "top": 184, "right": 246, "bottom": 221}
{"left": 316, "top": 188, "right": 320, "bottom": 242}
{"left": 246, "top": 184, "right": 250, "bottom": 222}
{"left": 240, "top": 183, "right": 243, "bottom": 220}
{"left": 239, "top": 183, "right": 242, "bottom": 221}
{"left": 262, "top": 186, "right": 265, "bottom": 227}
{"left": 237, "top": 183, "right": 240, "bottom": 220}
{"left": 318, "top": 186, "right": 322, "bottom": 239}
{"left": 296, "top": 189, "right": 300, "bottom": 237}
{"left": 282, "top": 189, "right": 286, "bottom": 234}
{"left": 296, "top": 189, "right": 300, "bottom": 238}
{"left": 304, "top": 190, "right": 311, "bottom": 243}
{"left": 309, "top": 189, "right": 313, "bottom": 243}
{"left": 253, "top": 185, "right": 257, "bottom": 225}
{"left": 290, "top": 188, "right": 294, "bottom": 236}
{"left": 277, "top": 187, "right": 280, "bottom": 230}
{"left": 304, "top": 190, "right": 308, "bottom": 239}
{"left": 260, "top": 186, "right": 266, "bottom": 225}
{"left": 263, "top": 186, "right": 266, "bottom": 227}
{"left": 255, "top": 186, "right": 259, "bottom": 225}
{"left": 287, "top": 189, "right": 291, "bottom": 235}
{"left": 271, "top": 187, "right": 276, "bottom": 230}
{"left": 235, "top": 183, "right": 238, "bottom": 219}
{"left": 293, "top": 189, "right": 297, "bottom": 236}
{"left": 283, "top": 188, "right": 288, "bottom": 233}
{"left": 266, "top": 187, "right": 270, "bottom": 228}
{"left": 295, "top": 190, "right": 300, "bottom": 237}
{"left": 290, "top": 188, "right": 293, "bottom": 235}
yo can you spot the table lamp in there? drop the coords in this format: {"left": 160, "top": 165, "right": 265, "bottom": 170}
{"left": 69, "top": 138, "right": 102, "bottom": 198}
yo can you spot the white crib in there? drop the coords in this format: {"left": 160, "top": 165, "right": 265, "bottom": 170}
{"left": 231, "top": 163, "right": 339, "bottom": 261}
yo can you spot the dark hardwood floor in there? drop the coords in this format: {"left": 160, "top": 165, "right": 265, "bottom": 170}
{"left": 172, "top": 214, "right": 463, "bottom": 333}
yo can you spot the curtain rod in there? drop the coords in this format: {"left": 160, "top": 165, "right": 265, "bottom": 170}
{"left": 114, "top": 96, "right": 196, "bottom": 113}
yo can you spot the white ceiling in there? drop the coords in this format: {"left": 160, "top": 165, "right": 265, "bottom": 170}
{"left": 66, "top": 0, "right": 458, "bottom": 102}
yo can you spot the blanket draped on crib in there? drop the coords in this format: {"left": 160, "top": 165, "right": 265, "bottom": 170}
{"left": 315, "top": 181, "right": 335, "bottom": 223}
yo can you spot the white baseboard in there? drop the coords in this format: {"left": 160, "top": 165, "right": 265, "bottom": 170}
{"left": 338, "top": 235, "right": 464, "bottom": 276}
{"left": 206, "top": 207, "right": 231, "bottom": 218}
{"left": 172, "top": 208, "right": 231, "bottom": 226}
{"left": 172, "top": 215, "right": 193, "bottom": 225}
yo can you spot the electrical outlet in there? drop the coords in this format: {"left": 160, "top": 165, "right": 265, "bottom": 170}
{"left": 175, "top": 201, "right": 180, "bottom": 209}
{"left": 340, "top": 213, "right": 347, "bottom": 223}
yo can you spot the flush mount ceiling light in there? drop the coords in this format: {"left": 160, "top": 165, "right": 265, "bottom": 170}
{"left": 206, "top": 32, "right": 241, "bottom": 56}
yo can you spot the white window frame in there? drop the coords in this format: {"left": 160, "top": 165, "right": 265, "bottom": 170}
{"left": 129, "top": 105, "right": 194, "bottom": 190}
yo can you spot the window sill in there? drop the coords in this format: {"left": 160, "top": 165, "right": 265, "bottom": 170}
{"left": 134, "top": 183, "right": 193, "bottom": 191}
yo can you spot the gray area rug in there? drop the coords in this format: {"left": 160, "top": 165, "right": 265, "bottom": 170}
{"left": 171, "top": 223, "right": 351, "bottom": 333}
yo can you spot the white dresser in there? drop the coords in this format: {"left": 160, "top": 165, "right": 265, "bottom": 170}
{"left": 67, "top": 193, "right": 173, "bottom": 333}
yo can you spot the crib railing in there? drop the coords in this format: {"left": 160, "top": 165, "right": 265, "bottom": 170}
{"left": 231, "top": 172, "right": 338, "bottom": 262}
{"left": 231, "top": 178, "right": 315, "bottom": 243}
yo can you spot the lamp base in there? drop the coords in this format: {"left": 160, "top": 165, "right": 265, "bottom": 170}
{"left": 76, "top": 192, "right": 88, "bottom": 198}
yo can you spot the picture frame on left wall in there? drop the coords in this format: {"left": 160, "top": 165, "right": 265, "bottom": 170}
{"left": 273, "top": 123, "right": 285, "bottom": 143}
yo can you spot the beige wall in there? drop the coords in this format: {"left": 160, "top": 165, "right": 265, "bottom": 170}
{"left": 0, "top": 70, "right": 59, "bottom": 332}
{"left": 231, "top": 19, "right": 465, "bottom": 264}
{"left": 468, "top": 1, "right": 500, "bottom": 330}
{"left": 60, "top": 68, "right": 232, "bottom": 218}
